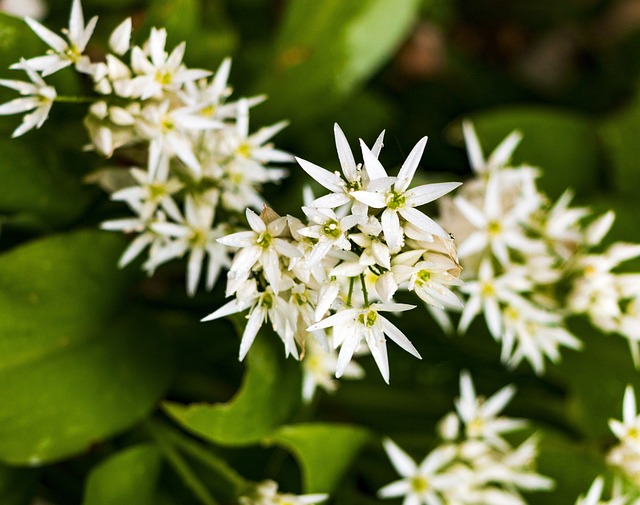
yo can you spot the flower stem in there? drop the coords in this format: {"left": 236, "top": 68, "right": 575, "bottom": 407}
{"left": 145, "top": 420, "right": 220, "bottom": 505}
{"left": 347, "top": 276, "right": 355, "bottom": 307}
{"left": 54, "top": 95, "right": 96, "bottom": 104}
{"left": 360, "top": 273, "right": 369, "bottom": 305}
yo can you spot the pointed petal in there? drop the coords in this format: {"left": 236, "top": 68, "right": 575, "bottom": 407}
{"left": 381, "top": 438, "right": 417, "bottom": 477}
{"left": 395, "top": 136, "right": 427, "bottom": 192}
{"left": 399, "top": 207, "right": 447, "bottom": 238}
{"left": 296, "top": 156, "right": 344, "bottom": 193}
{"left": 406, "top": 181, "right": 462, "bottom": 207}
{"left": 360, "top": 140, "right": 388, "bottom": 179}
{"left": 334, "top": 123, "right": 357, "bottom": 180}
{"left": 25, "top": 17, "right": 67, "bottom": 52}
{"left": 462, "top": 120, "right": 485, "bottom": 173}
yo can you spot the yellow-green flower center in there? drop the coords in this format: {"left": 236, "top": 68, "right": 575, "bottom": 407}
{"left": 386, "top": 190, "right": 406, "bottom": 210}
{"left": 155, "top": 69, "right": 173, "bottom": 86}
{"left": 322, "top": 220, "right": 342, "bottom": 239}
{"left": 487, "top": 220, "right": 502, "bottom": 236}
{"left": 410, "top": 476, "right": 429, "bottom": 493}
{"left": 480, "top": 282, "right": 495, "bottom": 297}
{"left": 357, "top": 310, "right": 377, "bottom": 327}
{"left": 417, "top": 270, "right": 431, "bottom": 283}
{"left": 237, "top": 142, "right": 252, "bottom": 158}
{"left": 257, "top": 232, "right": 272, "bottom": 249}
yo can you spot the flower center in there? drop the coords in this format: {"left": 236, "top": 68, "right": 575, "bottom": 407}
{"left": 410, "top": 476, "right": 429, "bottom": 493}
{"left": 322, "top": 219, "right": 342, "bottom": 239}
{"left": 155, "top": 69, "right": 173, "bottom": 86}
{"left": 257, "top": 232, "right": 272, "bottom": 249}
{"left": 480, "top": 282, "right": 495, "bottom": 297}
{"left": 386, "top": 190, "right": 406, "bottom": 210}
{"left": 148, "top": 182, "right": 167, "bottom": 201}
{"left": 417, "top": 270, "right": 431, "bottom": 283}
{"left": 237, "top": 142, "right": 252, "bottom": 158}
{"left": 487, "top": 220, "right": 502, "bottom": 236}
{"left": 189, "top": 228, "right": 207, "bottom": 248}
{"left": 357, "top": 310, "right": 377, "bottom": 327}
{"left": 261, "top": 292, "right": 273, "bottom": 309}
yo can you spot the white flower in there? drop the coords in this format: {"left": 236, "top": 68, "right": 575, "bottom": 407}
{"left": 308, "top": 303, "right": 420, "bottom": 383}
{"left": 151, "top": 195, "right": 230, "bottom": 296}
{"left": 454, "top": 174, "right": 542, "bottom": 265}
{"left": 353, "top": 138, "right": 461, "bottom": 251}
{"left": 378, "top": 438, "right": 457, "bottom": 505}
{"left": 202, "top": 282, "right": 296, "bottom": 360}
{"left": 129, "top": 27, "right": 211, "bottom": 99}
{"left": 609, "top": 386, "right": 640, "bottom": 452}
{"left": 218, "top": 208, "right": 300, "bottom": 296}
{"left": 298, "top": 207, "right": 361, "bottom": 266}
{"left": 295, "top": 124, "right": 392, "bottom": 215}
{"left": 14, "top": 0, "right": 97, "bottom": 76}
{"left": 455, "top": 371, "right": 527, "bottom": 450}
{"left": 0, "top": 60, "right": 56, "bottom": 137}
{"left": 462, "top": 120, "right": 522, "bottom": 175}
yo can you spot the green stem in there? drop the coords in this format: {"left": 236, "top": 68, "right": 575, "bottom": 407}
{"left": 347, "top": 277, "right": 355, "bottom": 307}
{"left": 145, "top": 420, "right": 220, "bottom": 505}
{"left": 54, "top": 95, "right": 96, "bottom": 104}
{"left": 360, "top": 273, "right": 369, "bottom": 306}
{"left": 154, "top": 420, "right": 246, "bottom": 492}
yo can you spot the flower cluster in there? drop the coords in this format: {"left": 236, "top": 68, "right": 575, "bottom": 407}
{"left": 204, "top": 124, "right": 462, "bottom": 383}
{"left": 0, "top": 0, "right": 292, "bottom": 295}
{"left": 378, "top": 371, "right": 553, "bottom": 504}
{"left": 238, "top": 480, "right": 327, "bottom": 505}
{"left": 438, "top": 121, "right": 640, "bottom": 373}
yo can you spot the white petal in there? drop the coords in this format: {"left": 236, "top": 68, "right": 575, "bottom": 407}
{"left": 406, "top": 182, "right": 462, "bottom": 207}
{"left": 463, "top": 120, "right": 485, "bottom": 173}
{"left": 238, "top": 307, "right": 265, "bottom": 360}
{"left": 381, "top": 438, "right": 417, "bottom": 477}
{"left": 381, "top": 210, "right": 401, "bottom": 252}
{"left": 395, "top": 136, "right": 427, "bottom": 192}
{"left": 334, "top": 123, "right": 357, "bottom": 180}
{"left": 295, "top": 156, "right": 343, "bottom": 193}
{"left": 381, "top": 316, "right": 421, "bottom": 359}
{"left": 360, "top": 139, "right": 388, "bottom": 179}
{"left": 109, "top": 17, "right": 132, "bottom": 55}
{"left": 26, "top": 16, "right": 67, "bottom": 52}
{"left": 399, "top": 207, "right": 447, "bottom": 238}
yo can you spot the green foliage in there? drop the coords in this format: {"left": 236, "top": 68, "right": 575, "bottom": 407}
{"left": 469, "top": 106, "right": 601, "bottom": 197}
{"left": 0, "top": 231, "right": 171, "bottom": 464}
{"left": 267, "top": 423, "right": 370, "bottom": 494}
{"left": 600, "top": 87, "right": 640, "bottom": 196}
{"left": 255, "top": 0, "right": 422, "bottom": 124}
{"left": 164, "top": 335, "right": 301, "bottom": 446}
{"left": 0, "top": 464, "right": 36, "bottom": 505}
{"left": 83, "top": 444, "right": 162, "bottom": 505}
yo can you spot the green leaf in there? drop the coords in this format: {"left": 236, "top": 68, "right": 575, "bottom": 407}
{"left": 267, "top": 423, "right": 370, "bottom": 494}
{"left": 164, "top": 335, "right": 301, "bottom": 446}
{"left": 600, "top": 89, "right": 640, "bottom": 196}
{"left": 0, "top": 463, "right": 37, "bottom": 505}
{"left": 468, "top": 106, "right": 601, "bottom": 197}
{"left": 256, "top": 0, "right": 422, "bottom": 123}
{"left": 0, "top": 230, "right": 171, "bottom": 464}
{"left": 0, "top": 138, "right": 93, "bottom": 228}
{"left": 83, "top": 444, "right": 162, "bottom": 505}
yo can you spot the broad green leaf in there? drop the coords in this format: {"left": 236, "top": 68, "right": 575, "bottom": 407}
{"left": 468, "top": 106, "right": 600, "bottom": 197}
{"left": 600, "top": 89, "right": 640, "bottom": 196}
{"left": 0, "top": 463, "right": 37, "bottom": 505}
{"left": 0, "top": 230, "right": 171, "bottom": 464}
{"left": 164, "top": 335, "right": 301, "bottom": 446}
{"left": 83, "top": 444, "right": 162, "bottom": 505}
{"left": 0, "top": 138, "right": 93, "bottom": 228}
{"left": 256, "top": 0, "right": 422, "bottom": 123}
{"left": 267, "top": 423, "right": 370, "bottom": 494}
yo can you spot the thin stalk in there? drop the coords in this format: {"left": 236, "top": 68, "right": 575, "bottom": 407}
{"left": 360, "top": 273, "right": 369, "bottom": 306}
{"left": 145, "top": 421, "right": 219, "bottom": 505}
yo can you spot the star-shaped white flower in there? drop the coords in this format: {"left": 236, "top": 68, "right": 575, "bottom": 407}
{"left": 13, "top": 0, "right": 97, "bottom": 76}
{"left": 378, "top": 438, "right": 457, "bottom": 505}
{"left": 308, "top": 303, "right": 420, "bottom": 383}
{"left": 352, "top": 138, "right": 461, "bottom": 251}
{"left": 0, "top": 60, "right": 56, "bottom": 137}
{"left": 455, "top": 371, "right": 527, "bottom": 450}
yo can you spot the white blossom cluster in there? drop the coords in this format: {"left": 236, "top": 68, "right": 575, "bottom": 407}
{"left": 378, "top": 371, "right": 553, "bottom": 505}
{"left": 575, "top": 476, "right": 640, "bottom": 505}
{"left": 438, "top": 121, "right": 640, "bottom": 373}
{"left": 203, "top": 124, "right": 462, "bottom": 384}
{"left": 0, "top": 0, "right": 292, "bottom": 296}
{"left": 238, "top": 480, "right": 327, "bottom": 505}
